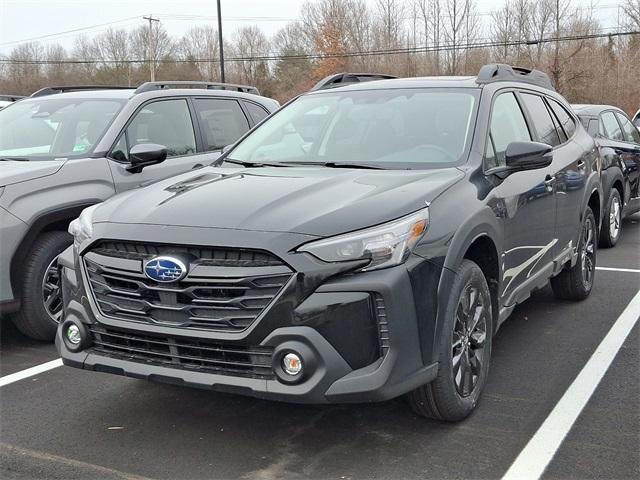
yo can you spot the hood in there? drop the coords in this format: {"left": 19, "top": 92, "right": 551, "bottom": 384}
{"left": 94, "top": 166, "right": 464, "bottom": 237}
{"left": 0, "top": 160, "right": 66, "bottom": 186}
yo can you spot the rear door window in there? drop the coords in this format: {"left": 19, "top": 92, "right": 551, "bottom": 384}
{"left": 601, "top": 111, "right": 624, "bottom": 142}
{"left": 520, "top": 93, "right": 560, "bottom": 147}
{"left": 194, "top": 98, "right": 250, "bottom": 151}
{"left": 547, "top": 98, "right": 576, "bottom": 139}
{"left": 615, "top": 112, "right": 640, "bottom": 144}
{"left": 244, "top": 101, "right": 270, "bottom": 124}
{"left": 486, "top": 92, "right": 531, "bottom": 169}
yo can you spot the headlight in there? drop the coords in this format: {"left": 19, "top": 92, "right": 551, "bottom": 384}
{"left": 297, "top": 208, "right": 429, "bottom": 271}
{"left": 68, "top": 204, "right": 99, "bottom": 247}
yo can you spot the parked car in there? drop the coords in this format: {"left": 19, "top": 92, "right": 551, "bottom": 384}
{"left": 573, "top": 104, "right": 640, "bottom": 246}
{"left": 0, "top": 82, "right": 279, "bottom": 340}
{"left": 0, "top": 94, "right": 24, "bottom": 110}
{"left": 58, "top": 65, "right": 600, "bottom": 421}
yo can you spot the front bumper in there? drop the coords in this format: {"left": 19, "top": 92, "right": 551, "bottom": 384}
{"left": 57, "top": 225, "right": 441, "bottom": 404}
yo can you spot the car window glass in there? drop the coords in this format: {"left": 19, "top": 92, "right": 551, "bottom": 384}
{"left": 245, "top": 102, "right": 270, "bottom": 124}
{"left": 0, "top": 99, "right": 124, "bottom": 159}
{"left": 547, "top": 99, "right": 576, "bottom": 139}
{"left": 615, "top": 112, "right": 640, "bottom": 144}
{"left": 194, "top": 98, "right": 250, "bottom": 151}
{"left": 111, "top": 134, "right": 128, "bottom": 162}
{"left": 587, "top": 119, "right": 599, "bottom": 137}
{"left": 601, "top": 111, "right": 624, "bottom": 141}
{"left": 487, "top": 92, "right": 531, "bottom": 169}
{"left": 126, "top": 99, "right": 196, "bottom": 158}
{"left": 230, "top": 89, "right": 479, "bottom": 169}
{"left": 520, "top": 93, "right": 560, "bottom": 147}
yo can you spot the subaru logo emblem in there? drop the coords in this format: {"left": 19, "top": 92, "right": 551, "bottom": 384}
{"left": 144, "top": 256, "right": 187, "bottom": 283}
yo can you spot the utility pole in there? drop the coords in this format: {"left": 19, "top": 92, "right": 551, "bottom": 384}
{"left": 217, "top": 0, "right": 225, "bottom": 83}
{"left": 143, "top": 14, "right": 160, "bottom": 81}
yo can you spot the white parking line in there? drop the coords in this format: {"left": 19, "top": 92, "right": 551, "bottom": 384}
{"left": 596, "top": 266, "right": 640, "bottom": 273}
{"left": 0, "top": 358, "right": 63, "bottom": 387}
{"left": 502, "top": 289, "right": 640, "bottom": 480}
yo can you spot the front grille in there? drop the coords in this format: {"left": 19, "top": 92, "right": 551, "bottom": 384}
{"left": 83, "top": 241, "right": 293, "bottom": 332}
{"left": 88, "top": 325, "right": 274, "bottom": 379}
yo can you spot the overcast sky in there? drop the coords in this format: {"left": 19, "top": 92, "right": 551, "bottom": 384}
{"left": 0, "top": 0, "right": 622, "bottom": 55}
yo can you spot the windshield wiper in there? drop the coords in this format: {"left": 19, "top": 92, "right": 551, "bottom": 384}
{"left": 221, "top": 158, "right": 290, "bottom": 168}
{"left": 323, "top": 162, "right": 384, "bottom": 170}
{"left": 277, "top": 161, "right": 385, "bottom": 170}
{"left": 0, "top": 157, "right": 29, "bottom": 162}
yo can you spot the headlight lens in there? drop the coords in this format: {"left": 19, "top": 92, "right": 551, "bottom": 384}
{"left": 68, "top": 204, "right": 99, "bottom": 247}
{"left": 298, "top": 208, "right": 429, "bottom": 271}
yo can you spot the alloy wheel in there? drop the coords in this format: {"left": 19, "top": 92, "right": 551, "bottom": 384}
{"left": 452, "top": 284, "right": 488, "bottom": 397}
{"left": 581, "top": 217, "right": 596, "bottom": 290}
{"left": 42, "top": 256, "right": 62, "bottom": 322}
{"left": 609, "top": 196, "right": 621, "bottom": 241}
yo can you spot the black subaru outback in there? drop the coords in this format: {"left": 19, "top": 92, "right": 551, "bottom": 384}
{"left": 57, "top": 65, "right": 601, "bottom": 421}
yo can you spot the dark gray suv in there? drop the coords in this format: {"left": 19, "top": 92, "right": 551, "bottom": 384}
{"left": 0, "top": 82, "right": 279, "bottom": 340}
{"left": 57, "top": 65, "right": 601, "bottom": 421}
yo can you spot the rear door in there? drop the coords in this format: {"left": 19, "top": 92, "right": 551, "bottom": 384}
{"left": 543, "top": 96, "right": 590, "bottom": 257}
{"left": 108, "top": 98, "right": 206, "bottom": 192}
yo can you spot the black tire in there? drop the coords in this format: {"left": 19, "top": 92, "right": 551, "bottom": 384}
{"left": 598, "top": 189, "right": 622, "bottom": 248}
{"left": 550, "top": 207, "right": 597, "bottom": 301}
{"left": 11, "top": 231, "right": 72, "bottom": 341}
{"left": 407, "top": 259, "right": 493, "bottom": 422}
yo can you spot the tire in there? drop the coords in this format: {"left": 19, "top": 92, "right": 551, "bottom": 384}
{"left": 550, "top": 207, "right": 597, "bottom": 301}
{"left": 599, "top": 189, "right": 622, "bottom": 248}
{"left": 407, "top": 259, "right": 493, "bottom": 422}
{"left": 11, "top": 231, "right": 72, "bottom": 341}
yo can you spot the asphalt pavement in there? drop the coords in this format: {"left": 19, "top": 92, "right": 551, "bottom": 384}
{"left": 1, "top": 215, "right": 639, "bottom": 480}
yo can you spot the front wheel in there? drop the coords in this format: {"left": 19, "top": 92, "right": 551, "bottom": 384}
{"left": 550, "top": 207, "right": 597, "bottom": 301}
{"left": 11, "top": 231, "right": 72, "bottom": 341}
{"left": 407, "top": 259, "right": 493, "bottom": 421}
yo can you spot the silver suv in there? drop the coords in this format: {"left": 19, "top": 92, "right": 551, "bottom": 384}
{"left": 0, "top": 82, "right": 279, "bottom": 340}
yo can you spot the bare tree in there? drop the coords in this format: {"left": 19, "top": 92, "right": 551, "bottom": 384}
{"left": 180, "top": 26, "right": 220, "bottom": 81}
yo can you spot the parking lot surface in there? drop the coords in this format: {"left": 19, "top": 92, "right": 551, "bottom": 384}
{"left": 1, "top": 215, "right": 639, "bottom": 480}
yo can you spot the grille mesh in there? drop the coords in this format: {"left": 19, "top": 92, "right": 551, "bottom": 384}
{"left": 83, "top": 241, "right": 292, "bottom": 332}
{"left": 88, "top": 325, "right": 274, "bottom": 379}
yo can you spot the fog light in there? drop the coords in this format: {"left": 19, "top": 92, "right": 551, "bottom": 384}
{"left": 282, "top": 352, "right": 303, "bottom": 376}
{"left": 66, "top": 324, "right": 81, "bottom": 345}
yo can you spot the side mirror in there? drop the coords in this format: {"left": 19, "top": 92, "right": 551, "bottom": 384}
{"left": 126, "top": 143, "right": 168, "bottom": 173}
{"left": 504, "top": 141, "right": 553, "bottom": 172}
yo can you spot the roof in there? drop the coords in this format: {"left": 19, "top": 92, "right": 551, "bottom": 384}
{"left": 571, "top": 104, "right": 626, "bottom": 116}
{"left": 306, "top": 76, "right": 480, "bottom": 94}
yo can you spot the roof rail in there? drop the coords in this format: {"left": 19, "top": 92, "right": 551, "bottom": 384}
{"left": 0, "top": 94, "right": 25, "bottom": 102}
{"left": 134, "top": 81, "right": 260, "bottom": 96}
{"left": 311, "top": 72, "right": 397, "bottom": 91}
{"left": 476, "top": 64, "right": 555, "bottom": 91}
{"left": 30, "top": 85, "right": 132, "bottom": 98}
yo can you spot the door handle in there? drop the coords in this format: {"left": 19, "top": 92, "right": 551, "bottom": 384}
{"left": 192, "top": 163, "right": 204, "bottom": 170}
{"left": 544, "top": 175, "right": 555, "bottom": 192}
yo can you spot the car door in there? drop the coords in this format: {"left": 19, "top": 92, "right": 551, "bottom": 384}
{"left": 485, "top": 91, "right": 556, "bottom": 305}
{"left": 613, "top": 111, "right": 640, "bottom": 201}
{"left": 543, "top": 96, "right": 590, "bottom": 257}
{"left": 107, "top": 98, "right": 210, "bottom": 192}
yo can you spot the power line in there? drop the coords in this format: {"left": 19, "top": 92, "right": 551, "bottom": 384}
{"left": 0, "top": 16, "right": 142, "bottom": 47}
{"left": 1, "top": 30, "right": 637, "bottom": 66}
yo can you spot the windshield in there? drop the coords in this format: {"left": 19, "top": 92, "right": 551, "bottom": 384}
{"left": 228, "top": 88, "right": 479, "bottom": 169}
{"left": 0, "top": 97, "right": 125, "bottom": 160}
